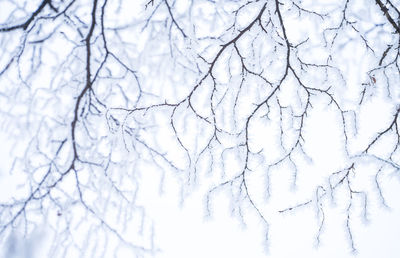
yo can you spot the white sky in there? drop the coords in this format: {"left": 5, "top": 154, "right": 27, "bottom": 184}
{"left": 1, "top": 0, "right": 400, "bottom": 257}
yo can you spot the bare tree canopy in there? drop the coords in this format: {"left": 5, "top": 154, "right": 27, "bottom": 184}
{"left": 0, "top": 0, "right": 399, "bottom": 257}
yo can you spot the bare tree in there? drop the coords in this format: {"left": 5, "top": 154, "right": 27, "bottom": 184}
{"left": 0, "top": 0, "right": 399, "bottom": 256}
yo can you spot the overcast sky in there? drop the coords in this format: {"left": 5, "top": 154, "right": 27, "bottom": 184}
{"left": 1, "top": 0, "right": 400, "bottom": 257}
